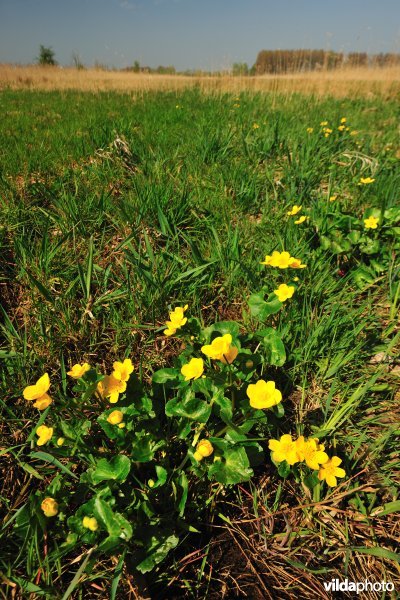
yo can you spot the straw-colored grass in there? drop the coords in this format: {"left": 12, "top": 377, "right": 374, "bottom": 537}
{"left": 1, "top": 64, "right": 400, "bottom": 96}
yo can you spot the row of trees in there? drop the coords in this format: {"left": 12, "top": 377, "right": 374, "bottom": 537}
{"left": 36, "top": 45, "right": 400, "bottom": 74}
{"left": 253, "top": 49, "right": 400, "bottom": 74}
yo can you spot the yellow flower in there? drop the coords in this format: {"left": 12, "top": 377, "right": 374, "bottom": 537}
{"left": 323, "top": 128, "right": 332, "bottom": 137}
{"left": 67, "top": 363, "right": 90, "bottom": 379}
{"left": 23, "top": 373, "right": 53, "bottom": 410}
{"left": 246, "top": 379, "right": 282, "bottom": 409}
{"left": 194, "top": 439, "right": 213, "bottom": 461}
{"left": 296, "top": 437, "right": 329, "bottom": 470}
{"left": 36, "top": 424, "right": 53, "bottom": 446}
{"left": 107, "top": 410, "right": 124, "bottom": 425}
{"left": 338, "top": 125, "right": 346, "bottom": 131}
{"left": 201, "top": 334, "right": 238, "bottom": 364}
{"left": 287, "top": 205, "right": 302, "bottom": 216}
{"left": 318, "top": 456, "right": 346, "bottom": 487}
{"left": 82, "top": 516, "right": 99, "bottom": 531}
{"left": 112, "top": 358, "right": 134, "bottom": 383}
{"left": 273, "top": 283, "right": 295, "bottom": 303}
{"left": 294, "top": 215, "right": 307, "bottom": 224}
{"left": 340, "top": 117, "right": 346, "bottom": 123}
{"left": 181, "top": 358, "right": 204, "bottom": 381}
{"left": 364, "top": 216, "right": 379, "bottom": 229}
{"left": 268, "top": 434, "right": 299, "bottom": 465}
{"left": 329, "top": 195, "right": 337, "bottom": 202}
{"left": 350, "top": 130, "right": 358, "bottom": 136}
{"left": 320, "top": 121, "right": 328, "bottom": 126}
{"left": 57, "top": 437, "right": 65, "bottom": 446}
{"left": 252, "top": 123, "right": 260, "bottom": 129}
{"left": 359, "top": 177, "right": 375, "bottom": 185}
{"left": 97, "top": 376, "right": 126, "bottom": 404}
{"left": 164, "top": 305, "right": 188, "bottom": 336}
{"left": 288, "top": 257, "right": 307, "bottom": 269}
{"left": 306, "top": 127, "right": 313, "bottom": 134}
{"left": 261, "top": 251, "right": 306, "bottom": 269}
{"left": 41, "top": 497, "right": 58, "bottom": 517}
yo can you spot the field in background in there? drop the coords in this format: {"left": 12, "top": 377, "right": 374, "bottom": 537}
{"left": 1, "top": 64, "right": 400, "bottom": 96}
{"left": 1, "top": 87, "right": 399, "bottom": 598}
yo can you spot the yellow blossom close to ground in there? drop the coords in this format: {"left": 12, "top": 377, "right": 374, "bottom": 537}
{"left": 287, "top": 205, "right": 302, "bottom": 216}
{"left": 246, "top": 379, "right": 282, "bottom": 409}
{"left": 67, "top": 363, "right": 90, "bottom": 379}
{"left": 82, "top": 516, "right": 99, "bottom": 531}
{"left": 97, "top": 376, "right": 127, "bottom": 404}
{"left": 201, "top": 334, "right": 238, "bottom": 364}
{"left": 318, "top": 456, "right": 346, "bottom": 487}
{"left": 181, "top": 357, "right": 204, "bottom": 381}
{"left": 107, "top": 410, "right": 124, "bottom": 425}
{"left": 273, "top": 283, "right": 295, "bottom": 302}
{"left": 112, "top": 358, "right": 134, "bottom": 382}
{"left": 194, "top": 439, "right": 214, "bottom": 461}
{"left": 41, "top": 497, "right": 58, "bottom": 517}
{"left": 364, "top": 216, "right": 379, "bottom": 229}
{"left": 23, "top": 373, "right": 53, "bottom": 410}
{"left": 268, "top": 434, "right": 299, "bottom": 465}
{"left": 296, "top": 437, "right": 329, "bottom": 470}
{"left": 261, "top": 251, "right": 306, "bottom": 269}
{"left": 36, "top": 425, "right": 53, "bottom": 446}
{"left": 164, "top": 304, "right": 188, "bottom": 336}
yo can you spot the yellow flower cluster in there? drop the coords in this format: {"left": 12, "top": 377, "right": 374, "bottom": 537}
{"left": 36, "top": 424, "right": 53, "bottom": 446}
{"left": 107, "top": 409, "right": 125, "bottom": 428}
{"left": 359, "top": 177, "right": 375, "bottom": 185}
{"left": 201, "top": 334, "right": 238, "bottom": 364}
{"left": 261, "top": 251, "right": 306, "bottom": 269}
{"left": 181, "top": 357, "right": 204, "bottom": 381}
{"left": 23, "top": 373, "right": 52, "bottom": 410}
{"left": 364, "top": 216, "right": 379, "bottom": 229}
{"left": 41, "top": 497, "right": 58, "bottom": 517}
{"left": 246, "top": 379, "right": 282, "bottom": 409}
{"left": 164, "top": 305, "right": 188, "bottom": 337}
{"left": 82, "top": 516, "right": 98, "bottom": 531}
{"left": 97, "top": 358, "right": 134, "bottom": 404}
{"left": 268, "top": 434, "right": 346, "bottom": 487}
{"left": 287, "top": 204, "right": 308, "bottom": 225}
{"left": 193, "top": 439, "right": 214, "bottom": 461}
{"left": 67, "top": 363, "right": 90, "bottom": 379}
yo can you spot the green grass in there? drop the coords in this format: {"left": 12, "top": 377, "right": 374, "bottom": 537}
{"left": 1, "top": 88, "right": 399, "bottom": 598}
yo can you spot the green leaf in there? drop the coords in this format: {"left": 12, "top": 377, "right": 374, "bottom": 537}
{"left": 277, "top": 460, "right": 291, "bottom": 478}
{"left": 136, "top": 534, "right": 180, "bottom": 573}
{"left": 165, "top": 390, "right": 211, "bottom": 423}
{"left": 152, "top": 465, "right": 168, "bottom": 488}
{"left": 212, "top": 388, "right": 233, "bottom": 423}
{"left": 205, "top": 321, "right": 240, "bottom": 338}
{"left": 248, "top": 291, "right": 282, "bottom": 321}
{"left": 261, "top": 327, "right": 286, "bottom": 366}
{"left": 178, "top": 472, "right": 188, "bottom": 516}
{"left": 94, "top": 498, "right": 133, "bottom": 540}
{"left": 208, "top": 447, "right": 253, "bottom": 484}
{"left": 90, "top": 455, "right": 131, "bottom": 484}
{"left": 303, "top": 472, "right": 320, "bottom": 490}
{"left": 152, "top": 368, "right": 180, "bottom": 384}
{"left": 131, "top": 432, "right": 161, "bottom": 462}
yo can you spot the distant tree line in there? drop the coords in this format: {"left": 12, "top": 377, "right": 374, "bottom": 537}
{"left": 252, "top": 49, "right": 400, "bottom": 74}
{"left": 35, "top": 45, "right": 400, "bottom": 75}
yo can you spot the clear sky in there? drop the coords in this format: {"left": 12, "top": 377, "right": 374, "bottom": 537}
{"left": 0, "top": 0, "right": 399, "bottom": 71}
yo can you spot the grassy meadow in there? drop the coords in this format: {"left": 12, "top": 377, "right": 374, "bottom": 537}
{"left": 0, "top": 85, "right": 399, "bottom": 599}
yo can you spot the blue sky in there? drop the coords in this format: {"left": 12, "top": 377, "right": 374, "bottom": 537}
{"left": 0, "top": 0, "right": 399, "bottom": 70}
